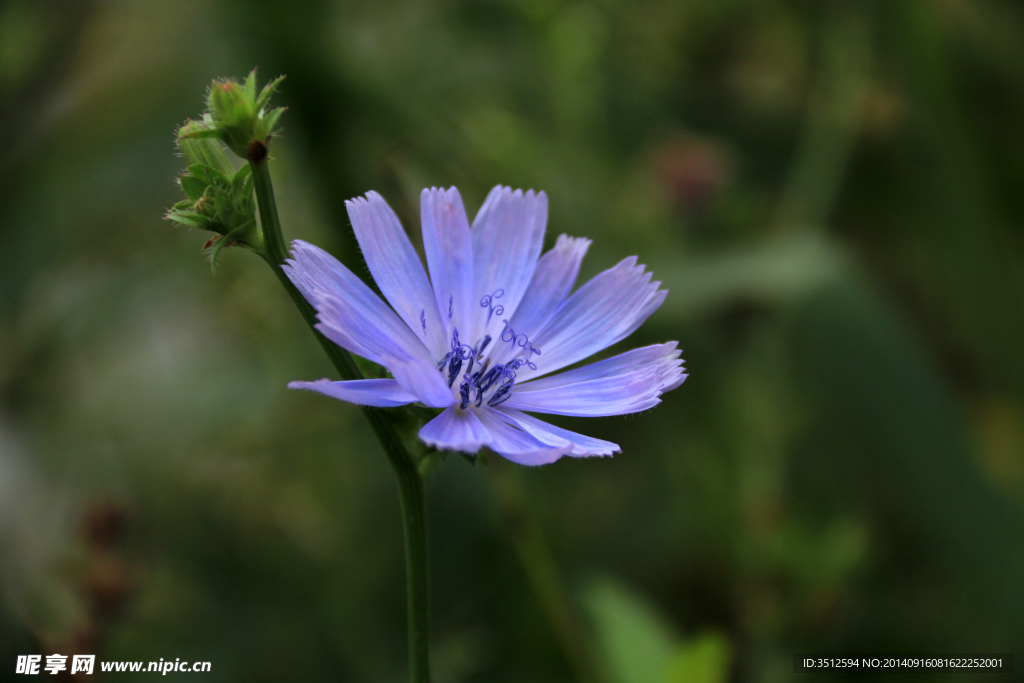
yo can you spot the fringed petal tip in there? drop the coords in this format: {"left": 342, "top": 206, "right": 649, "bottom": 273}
{"left": 418, "top": 406, "right": 607, "bottom": 466}
{"left": 502, "top": 342, "right": 686, "bottom": 417}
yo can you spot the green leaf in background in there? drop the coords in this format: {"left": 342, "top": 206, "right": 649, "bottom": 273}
{"left": 655, "top": 231, "right": 849, "bottom": 321}
{"left": 663, "top": 632, "right": 731, "bottom": 683}
{"left": 583, "top": 576, "right": 732, "bottom": 683}
{"left": 582, "top": 576, "right": 677, "bottom": 683}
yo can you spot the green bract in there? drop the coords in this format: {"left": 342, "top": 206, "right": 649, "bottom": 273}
{"left": 167, "top": 70, "right": 285, "bottom": 271}
{"left": 181, "top": 70, "right": 286, "bottom": 158}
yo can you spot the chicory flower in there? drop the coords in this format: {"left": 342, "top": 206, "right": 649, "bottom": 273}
{"left": 285, "top": 186, "right": 686, "bottom": 466}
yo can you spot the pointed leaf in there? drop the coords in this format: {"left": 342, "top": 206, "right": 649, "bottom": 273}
{"left": 238, "top": 174, "right": 255, "bottom": 209}
{"left": 243, "top": 69, "right": 257, "bottom": 103}
{"left": 166, "top": 211, "right": 210, "bottom": 229}
{"left": 256, "top": 106, "right": 286, "bottom": 140}
{"left": 207, "top": 235, "right": 227, "bottom": 273}
{"left": 207, "top": 223, "right": 252, "bottom": 273}
{"left": 213, "top": 190, "right": 234, "bottom": 223}
{"left": 254, "top": 75, "right": 285, "bottom": 113}
{"left": 179, "top": 174, "right": 208, "bottom": 202}
{"left": 178, "top": 125, "right": 225, "bottom": 141}
{"left": 231, "top": 162, "right": 252, "bottom": 188}
{"left": 197, "top": 139, "right": 234, "bottom": 177}
{"left": 187, "top": 164, "right": 228, "bottom": 187}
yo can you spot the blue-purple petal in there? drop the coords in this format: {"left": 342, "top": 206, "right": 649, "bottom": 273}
{"left": 494, "top": 407, "right": 620, "bottom": 457}
{"left": 314, "top": 294, "right": 426, "bottom": 369}
{"left": 506, "top": 234, "right": 590, "bottom": 338}
{"left": 284, "top": 241, "right": 433, "bottom": 369}
{"left": 347, "top": 192, "right": 448, "bottom": 357}
{"left": 419, "top": 406, "right": 492, "bottom": 452}
{"left": 471, "top": 186, "right": 547, "bottom": 342}
{"left": 504, "top": 256, "right": 667, "bottom": 381}
{"left": 502, "top": 343, "right": 686, "bottom": 416}
{"left": 389, "top": 358, "right": 455, "bottom": 409}
{"left": 421, "top": 188, "right": 474, "bottom": 342}
{"left": 288, "top": 379, "right": 419, "bottom": 407}
{"left": 474, "top": 407, "right": 568, "bottom": 465}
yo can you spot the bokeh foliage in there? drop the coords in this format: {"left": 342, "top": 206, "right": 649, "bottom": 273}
{"left": 1, "top": 0, "right": 1022, "bottom": 681}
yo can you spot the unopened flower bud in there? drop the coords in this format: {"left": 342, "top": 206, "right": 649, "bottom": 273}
{"left": 167, "top": 70, "right": 286, "bottom": 271}
{"left": 207, "top": 79, "right": 256, "bottom": 157}
{"left": 167, "top": 125, "right": 262, "bottom": 271}
{"left": 178, "top": 70, "right": 286, "bottom": 160}
{"left": 176, "top": 116, "right": 234, "bottom": 177}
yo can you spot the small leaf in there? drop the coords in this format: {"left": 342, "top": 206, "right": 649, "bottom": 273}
{"left": 243, "top": 69, "right": 257, "bottom": 103}
{"left": 179, "top": 174, "right": 208, "bottom": 202}
{"left": 208, "top": 227, "right": 239, "bottom": 271}
{"left": 188, "top": 163, "right": 229, "bottom": 187}
{"left": 256, "top": 106, "right": 286, "bottom": 140}
{"left": 166, "top": 211, "right": 210, "bottom": 229}
{"left": 233, "top": 172, "right": 255, "bottom": 208}
{"left": 177, "top": 125, "right": 225, "bottom": 141}
{"left": 197, "top": 139, "right": 234, "bottom": 177}
{"left": 186, "top": 164, "right": 211, "bottom": 183}
{"left": 206, "top": 235, "right": 227, "bottom": 272}
{"left": 213, "top": 190, "right": 235, "bottom": 223}
{"left": 231, "top": 162, "right": 252, "bottom": 188}
{"left": 254, "top": 75, "right": 285, "bottom": 113}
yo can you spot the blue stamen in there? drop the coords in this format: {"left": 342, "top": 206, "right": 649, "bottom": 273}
{"left": 441, "top": 326, "right": 530, "bottom": 409}
{"left": 447, "top": 355, "right": 462, "bottom": 387}
{"left": 420, "top": 309, "right": 426, "bottom": 334}
{"left": 447, "top": 327, "right": 475, "bottom": 387}
{"left": 499, "top": 320, "right": 541, "bottom": 370}
{"left": 475, "top": 335, "right": 491, "bottom": 356}
{"left": 477, "top": 364, "right": 504, "bottom": 393}
{"left": 480, "top": 289, "right": 505, "bottom": 326}
{"left": 487, "top": 384, "right": 512, "bottom": 407}
{"left": 448, "top": 295, "right": 453, "bottom": 319}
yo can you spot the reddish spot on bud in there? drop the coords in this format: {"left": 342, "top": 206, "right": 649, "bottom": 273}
{"left": 248, "top": 139, "right": 268, "bottom": 163}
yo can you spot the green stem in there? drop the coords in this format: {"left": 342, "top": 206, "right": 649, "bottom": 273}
{"left": 251, "top": 155, "right": 432, "bottom": 683}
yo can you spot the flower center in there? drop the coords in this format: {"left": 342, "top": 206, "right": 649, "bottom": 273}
{"left": 427, "top": 293, "right": 542, "bottom": 410}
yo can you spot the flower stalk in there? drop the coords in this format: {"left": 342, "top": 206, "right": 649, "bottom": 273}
{"left": 171, "top": 72, "right": 432, "bottom": 683}
{"left": 250, "top": 152, "right": 432, "bottom": 683}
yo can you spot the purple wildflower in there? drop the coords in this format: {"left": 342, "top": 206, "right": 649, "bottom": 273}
{"left": 284, "top": 186, "right": 687, "bottom": 466}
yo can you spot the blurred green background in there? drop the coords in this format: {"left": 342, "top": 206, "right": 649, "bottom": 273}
{"left": 1, "top": 0, "right": 1022, "bottom": 681}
